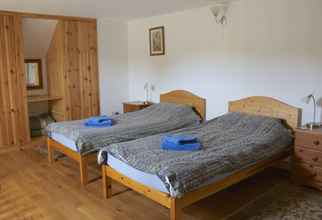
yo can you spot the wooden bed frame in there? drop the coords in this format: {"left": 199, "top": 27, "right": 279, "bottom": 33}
{"left": 47, "top": 90, "right": 206, "bottom": 185}
{"left": 101, "top": 96, "right": 302, "bottom": 220}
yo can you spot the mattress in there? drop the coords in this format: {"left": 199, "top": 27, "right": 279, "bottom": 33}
{"left": 106, "top": 153, "right": 242, "bottom": 195}
{"left": 51, "top": 132, "right": 78, "bottom": 152}
{"left": 107, "top": 153, "right": 169, "bottom": 194}
{"left": 47, "top": 102, "right": 201, "bottom": 155}
{"left": 98, "top": 112, "right": 293, "bottom": 198}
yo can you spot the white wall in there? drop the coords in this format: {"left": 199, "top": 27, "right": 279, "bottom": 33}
{"left": 98, "top": 19, "right": 129, "bottom": 115}
{"left": 127, "top": 0, "right": 322, "bottom": 124}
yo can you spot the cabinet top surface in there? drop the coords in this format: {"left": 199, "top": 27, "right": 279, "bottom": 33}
{"left": 123, "top": 101, "right": 153, "bottom": 106}
{"left": 296, "top": 128, "right": 322, "bottom": 135}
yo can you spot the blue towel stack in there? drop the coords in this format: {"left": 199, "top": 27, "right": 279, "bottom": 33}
{"left": 161, "top": 135, "right": 201, "bottom": 151}
{"left": 85, "top": 116, "right": 113, "bottom": 127}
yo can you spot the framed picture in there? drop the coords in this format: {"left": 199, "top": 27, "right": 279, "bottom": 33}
{"left": 149, "top": 26, "right": 165, "bottom": 56}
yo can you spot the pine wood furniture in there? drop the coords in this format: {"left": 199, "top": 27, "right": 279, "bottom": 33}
{"left": 47, "top": 20, "right": 100, "bottom": 122}
{"left": 102, "top": 96, "right": 302, "bottom": 220}
{"left": 0, "top": 14, "right": 30, "bottom": 148}
{"left": 48, "top": 90, "right": 206, "bottom": 186}
{"left": 294, "top": 128, "right": 322, "bottom": 190}
{"left": 0, "top": 11, "right": 99, "bottom": 151}
{"left": 123, "top": 101, "right": 153, "bottom": 113}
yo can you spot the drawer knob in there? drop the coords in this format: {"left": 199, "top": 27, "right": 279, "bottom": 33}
{"left": 313, "top": 140, "right": 320, "bottom": 146}
{"left": 313, "top": 157, "right": 319, "bottom": 162}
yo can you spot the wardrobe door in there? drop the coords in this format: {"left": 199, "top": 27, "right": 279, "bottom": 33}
{"left": 64, "top": 21, "right": 100, "bottom": 120}
{"left": 47, "top": 22, "right": 67, "bottom": 122}
{"left": 0, "top": 15, "right": 30, "bottom": 147}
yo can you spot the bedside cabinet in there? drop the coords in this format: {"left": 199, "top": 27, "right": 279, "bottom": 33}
{"left": 294, "top": 128, "right": 322, "bottom": 190}
{"left": 123, "top": 101, "right": 153, "bottom": 113}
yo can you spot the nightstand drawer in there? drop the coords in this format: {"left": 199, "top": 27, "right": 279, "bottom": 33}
{"left": 294, "top": 162, "right": 322, "bottom": 182}
{"left": 294, "top": 147, "right": 322, "bottom": 166}
{"left": 295, "top": 131, "right": 322, "bottom": 150}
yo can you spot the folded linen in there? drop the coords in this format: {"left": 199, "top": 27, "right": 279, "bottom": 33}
{"left": 161, "top": 136, "right": 201, "bottom": 151}
{"left": 85, "top": 116, "right": 113, "bottom": 127}
{"left": 163, "top": 135, "right": 198, "bottom": 145}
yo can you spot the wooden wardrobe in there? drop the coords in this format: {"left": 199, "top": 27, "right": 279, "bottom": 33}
{"left": 0, "top": 15, "right": 30, "bottom": 148}
{"left": 47, "top": 21, "right": 100, "bottom": 122}
{"left": 0, "top": 11, "right": 100, "bottom": 149}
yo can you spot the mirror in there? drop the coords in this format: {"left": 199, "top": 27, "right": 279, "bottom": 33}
{"left": 25, "top": 59, "right": 43, "bottom": 90}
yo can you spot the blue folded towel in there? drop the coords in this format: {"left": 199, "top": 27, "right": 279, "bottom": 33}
{"left": 85, "top": 116, "right": 113, "bottom": 127}
{"left": 161, "top": 135, "right": 201, "bottom": 151}
{"left": 163, "top": 135, "right": 198, "bottom": 145}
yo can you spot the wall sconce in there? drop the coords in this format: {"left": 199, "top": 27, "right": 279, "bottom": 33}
{"left": 210, "top": 3, "right": 230, "bottom": 25}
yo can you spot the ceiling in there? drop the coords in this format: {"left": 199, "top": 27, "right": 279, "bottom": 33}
{"left": 0, "top": 0, "right": 217, "bottom": 21}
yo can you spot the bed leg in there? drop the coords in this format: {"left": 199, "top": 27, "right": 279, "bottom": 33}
{"left": 47, "top": 139, "right": 54, "bottom": 164}
{"left": 170, "top": 199, "right": 182, "bottom": 220}
{"left": 79, "top": 157, "right": 89, "bottom": 186}
{"left": 102, "top": 166, "right": 112, "bottom": 199}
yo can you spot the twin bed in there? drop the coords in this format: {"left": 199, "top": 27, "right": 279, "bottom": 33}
{"left": 47, "top": 90, "right": 206, "bottom": 185}
{"left": 99, "top": 96, "right": 301, "bottom": 220}
{"left": 46, "top": 90, "right": 302, "bottom": 220}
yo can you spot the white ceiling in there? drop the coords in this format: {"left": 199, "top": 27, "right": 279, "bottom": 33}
{"left": 0, "top": 0, "right": 216, "bottom": 21}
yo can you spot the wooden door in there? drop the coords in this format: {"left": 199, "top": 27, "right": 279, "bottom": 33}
{"left": 63, "top": 21, "right": 99, "bottom": 120}
{"left": 0, "top": 15, "right": 30, "bottom": 147}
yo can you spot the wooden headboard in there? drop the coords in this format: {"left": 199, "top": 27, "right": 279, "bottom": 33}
{"left": 160, "top": 90, "right": 206, "bottom": 121}
{"left": 229, "top": 96, "right": 302, "bottom": 130}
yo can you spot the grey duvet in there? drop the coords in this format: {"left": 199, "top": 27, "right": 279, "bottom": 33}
{"left": 46, "top": 103, "right": 201, "bottom": 155}
{"left": 97, "top": 112, "right": 293, "bottom": 198}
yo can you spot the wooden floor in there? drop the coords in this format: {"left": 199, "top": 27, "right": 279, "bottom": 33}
{"left": 0, "top": 145, "right": 291, "bottom": 220}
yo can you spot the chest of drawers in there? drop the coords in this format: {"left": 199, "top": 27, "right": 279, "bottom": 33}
{"left": 294, "top": 128, "right": 322, "bottom": 190}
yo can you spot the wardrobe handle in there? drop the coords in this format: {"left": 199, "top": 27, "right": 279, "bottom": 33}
{"left": 313, "top": 140, "right": 320, "bottom": 146}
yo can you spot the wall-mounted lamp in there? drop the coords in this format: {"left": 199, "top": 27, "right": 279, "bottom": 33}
{"left": 210, "top": 3, "right": 230, "bottom": 25}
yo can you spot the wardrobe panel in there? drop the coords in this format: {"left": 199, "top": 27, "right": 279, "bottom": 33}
{"left": 47, "top": 21, "right": 67, "bottom": 122}
{"left": 0, "top": 14, "right": 30, "bottom": 147}
{"left": 64, "top": 21, "right": 82, "bottom": 120}
{"left": 0, "top": 15, "right": 13, "bottom": 146}
{"left": 47, "top": 20, "right": 99, "bottom": 122}
{"left": 88, "top": 22, "right": 100, "bottom": 117}
{"left": 63, "top": 21, "right": 99, "bottom": 120}
{"left": 78, "top": 22, "right": 100, "bottom": 118}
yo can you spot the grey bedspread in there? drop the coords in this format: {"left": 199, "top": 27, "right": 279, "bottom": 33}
{"left": 97, "top": 112, "right": 293, "bottom": 198}
{"left": 46, "top": 103, "right": 201, "bottom": 155}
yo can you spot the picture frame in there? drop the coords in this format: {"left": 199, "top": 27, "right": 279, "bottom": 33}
{"left": 149, "top": 26, "right": 165, "bottom": 56}
{"left": 25, "top": 59, "right": 43, "bottom": 90}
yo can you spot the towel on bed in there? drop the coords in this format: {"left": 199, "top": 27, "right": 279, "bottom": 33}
{"left": 161, "top": 135, "right": 201, "bottom": 151}
{"left": 85, "top": 116, "right": 113, "bottom": 127}
{"left": 163, "top": 135, "right": 199, "bottom": 145}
